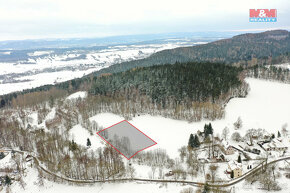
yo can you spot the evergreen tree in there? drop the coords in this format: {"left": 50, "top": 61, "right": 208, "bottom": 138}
{"left": 230, "top": 170, "right": 234, "bottom": 179}
{"left": 278, "top": 131, "right": 281, "bottom": 138}
{"left": 87, "top": 138, "right": 91, "bottom": 147}
{"left": 203, "top": 182, "right": 210, "bottom": 193}
{"left": 237, "top": 154, "right": 242, "bottom": 163}
{"left": 188, "top": 134, "right": 195, "bottom": 148}
{"left": 272, "top": 134, "right": 275, "bottom": 139}
{"left": 204, "top": 123, "right": 213, "bottom": 138}
{"left": 0, "top": 152, "right": 5, "bottom": 159}
{"left": 194, "top": 134, "right": 200, "bottom": 148}
{"left": 0, "top": 99, "right": 5, "bottom": 108}
{"left": 204, "top": 124, "right": 209, "bottom": 138}
{"left": 5, "top": 175, "right": 11, "bottom": 186}
{"left": 208, "top": 123, "right": 213, "bottom": 135}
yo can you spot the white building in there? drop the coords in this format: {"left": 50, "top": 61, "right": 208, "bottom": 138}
{"left": 227, "top": 160, "right": 242, "bottom": 178}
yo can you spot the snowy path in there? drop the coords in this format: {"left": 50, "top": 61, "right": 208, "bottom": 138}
{"left": 3, "top": 148, "right": 290, "bottom": 188}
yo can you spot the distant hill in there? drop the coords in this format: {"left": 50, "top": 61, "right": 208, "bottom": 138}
{"left": 162, "top": 30, "right": 290, "bottom": 64}
{"left": 0, "top": 30, "right": 288, "bottom": 108}
{"left": 89, "top": 30, "right": 290, "bottom": 77}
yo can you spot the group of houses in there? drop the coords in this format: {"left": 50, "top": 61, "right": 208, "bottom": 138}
{"left": 261, "top": 138, "right": 288, "bottom": 153}
{"left": 193, "top": 126, "right": 289, "bottom": 180}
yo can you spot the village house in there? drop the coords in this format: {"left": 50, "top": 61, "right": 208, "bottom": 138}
{"left": 227, "top": 160, "right": 242, "bottom": 178}
{"left": 222, "top": 141, "right": 236, "bottom": 155}
{"left": 262, "top": 139, "right": 288, "bottom": 152}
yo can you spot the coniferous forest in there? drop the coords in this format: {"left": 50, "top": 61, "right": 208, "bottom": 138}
{"left": 86, "top": 62, "right": 249, "bottom": 121}
{"left": 91, "top": 62, "right": 243, "bottom": 104}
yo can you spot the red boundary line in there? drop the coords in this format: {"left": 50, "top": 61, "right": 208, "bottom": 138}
{"left": 96, "top": 120, "right": 157, "bottom": 160}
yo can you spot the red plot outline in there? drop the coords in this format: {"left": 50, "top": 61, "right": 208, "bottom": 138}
{"left": 96, "top": 120, "right": 157, "bottom": 160}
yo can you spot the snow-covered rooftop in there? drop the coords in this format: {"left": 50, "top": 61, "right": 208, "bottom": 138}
{"left": 228, "top": 160, "right": 242, "bottom": 170}
{"left": 263, "top": 138, "right": 287, "bottom": 149}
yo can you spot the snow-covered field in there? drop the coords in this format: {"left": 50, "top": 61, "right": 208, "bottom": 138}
{"left": 90, "top": 78, "right": 290, "bottom": 158}
{"left": 69, "top": 124, "right": 103, "bottom": 150}
{"left": 0, "top": 40, "right": 206, "bottom": 95}
{"left": 3, "top": 78, "right": 290, "bottom": 193}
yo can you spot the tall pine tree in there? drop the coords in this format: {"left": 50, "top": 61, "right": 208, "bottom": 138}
{"left": 204, "top": 124, "right": 209, "bottom": 137}
{"left": 194, "top": 134, "right": 200, "bottom": 148}
{"left": 188, "top": 134, "right": 195, "bottom": 148}
{"left": 237, "top": 154, "right": 242, "bottom": 163}
{"left": 87, "top": 138, "right": 91, "bottom": 147}
{"left": 5, "top": 175, "right": 11, "bottom": 186}
{"left": 204, "top": 123, "right": 213, "bottom": 138}
{"left": 230, "top": 170, "right": 234, "bottom": 179}
{"left": 208, "top": 123, "right": 213, "bottom": 135}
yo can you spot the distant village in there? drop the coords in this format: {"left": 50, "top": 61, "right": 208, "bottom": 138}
{"left": 186, "top": 121, "right": 289, "bottom": 180}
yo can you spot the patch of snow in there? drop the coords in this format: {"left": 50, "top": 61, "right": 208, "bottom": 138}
{"left": 274, "top": 63, "right": 290, "bottom": 70}
{"left": 28, "top": 112, "right": 38, "bottom": 126}
{"left": 45, "top": 108, "right": 56, "bottom": 121}
{"left": 66, "top": 91, "right": 87, "bottom": 100}
{"left": 89, "top": 113, "right": 124, "bottom": 128}
{"left": 0, "top": 70, "right": 96, "bottom": 95}
{"left": 27, "top": 51, "right": 54, "bottom": 56}
{"left": 69, "top": 124, "right": 102, "bottom": 150}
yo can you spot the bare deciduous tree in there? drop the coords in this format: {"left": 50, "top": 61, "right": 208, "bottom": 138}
{"left": 222, "top": 127, "right": 229, "bottom": 141}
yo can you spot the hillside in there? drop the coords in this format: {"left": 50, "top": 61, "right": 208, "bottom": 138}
{"left": 87, "top": 30, "right": 290, "bottom": 77}
{"left": 86, "top": 62, "right": 249, "bottom": 121}
{"left": 90, "top": 62, "right": 244, "bottom": 104}
{"left": 0, "top": 30, "right": 288, "bottom": 109}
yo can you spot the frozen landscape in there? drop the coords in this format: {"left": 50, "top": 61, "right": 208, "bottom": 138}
{"left": 1, "top": 0, "right": 289, "bottom": 192}
{"left": 0, "top": 37, "right": 211, "bottom": 95}
{"left": 2, "top": 77, "right": 290, "bottom": 193}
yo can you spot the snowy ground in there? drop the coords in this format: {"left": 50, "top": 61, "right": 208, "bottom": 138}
{"left": 67, "top": 77, "right": 290, "bottom": 192}
{"left": 274, "top": 63, "right": 290, "bottom": 70}
{"left": 69, "top": 124, "right": 103, "bottom": 150}
{"left": 90, "top": 78, "right": 290, "bottom": 158}
{"left": 7, "top": 166, "right": 290, "bottom": 193}
{"left": 9, "top": 167, "right": 196, "bottom": 193}
{"left": 66, "top": 91, "right": 87, "bottom": 100}
{"left": 5, "top": 78, "right": 290, "bottom": 193}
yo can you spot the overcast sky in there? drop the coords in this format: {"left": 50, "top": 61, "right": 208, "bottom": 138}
{"left": 0, "top": 0, "right": 289, "bottom": 40}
